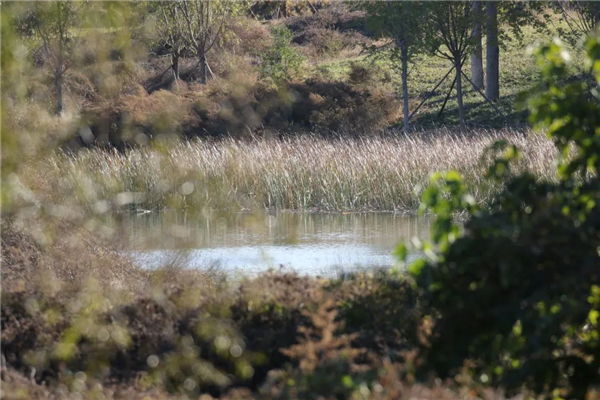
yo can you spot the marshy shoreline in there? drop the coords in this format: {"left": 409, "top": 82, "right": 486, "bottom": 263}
{"left": 23, "top": 128, "right": 557, "bottom": 216}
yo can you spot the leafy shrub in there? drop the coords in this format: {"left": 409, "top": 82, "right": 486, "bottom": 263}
{"left": 406, "top": 35, "right": 600, "bottom": 398}
{"left": 259, "top": 25, "right": 304, "bottom": 85}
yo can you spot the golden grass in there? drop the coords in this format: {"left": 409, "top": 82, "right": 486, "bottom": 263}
{"left": 27, "top": 128, "right": 557, "bottom": 213}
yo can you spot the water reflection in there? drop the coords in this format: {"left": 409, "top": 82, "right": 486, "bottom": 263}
{"left": 109, "top": 211, "right": 431, "bottom": 276}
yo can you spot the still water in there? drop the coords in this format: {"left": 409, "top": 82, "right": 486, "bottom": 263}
{"left": 111, "top": 211, "right": 431, "bottom": 276}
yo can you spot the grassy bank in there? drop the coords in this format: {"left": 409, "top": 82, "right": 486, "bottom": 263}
{"left": 26, "top": 129, "right": 557, "bottom": 214}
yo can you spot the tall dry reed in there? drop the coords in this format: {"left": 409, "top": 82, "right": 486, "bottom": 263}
{"left": 28, "top": 128, "right": 557, "bottom": 213}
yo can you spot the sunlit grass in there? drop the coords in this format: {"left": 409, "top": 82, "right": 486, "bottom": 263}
{"left": 313, "top": 11, "right": 585, "bottom": 129}
{"left": 25, "top": 128, "right": 557, "bottom": 214}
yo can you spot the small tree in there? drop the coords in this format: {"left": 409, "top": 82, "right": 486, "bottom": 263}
{"left": 259, "top": 25, "right": 304, "bottom": 85}
{"left": 158, "top": 0, "right": 245, "bottom": 84}
{"left": 426, "top": 2, "right": 473, "bottom": 128}
{"left": 361, "top": 1, "right": 428, "bottom": 133}
{"left": 152, "top": 2, "right": 188, "bottom": 81}
{"left": 17, "top": 1, "right": 81, "bottom": 115}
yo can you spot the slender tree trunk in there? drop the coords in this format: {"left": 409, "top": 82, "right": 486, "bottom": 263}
{"left": 56, "top": 2, "right": 64, "bottom": 115}
{"left": 486, "top": 1, "right": 499, "bottom": 102}
{"left": 198, "top": 48, "right": 207, "bottom": 84}
{"left": 172, "top": 54, "right": 180, "bottom": 80}
{"left": 455, "top": 57, "right": 465, "bottom": 129}
{"left": 470, "top": 0, "right": 484, "bottom": 90}
{"left": 400, "top": 39, "right": 410, "bottom": 134}
{"left": 56, "top": 73, "right": 63, "bottom": 115}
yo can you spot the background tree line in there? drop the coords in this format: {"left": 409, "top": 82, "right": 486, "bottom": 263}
{"left": 5, "top": 1, "right": 599, "bottom": 138}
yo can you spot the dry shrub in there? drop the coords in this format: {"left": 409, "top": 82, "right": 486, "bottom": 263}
{"left": 205, "top": 52, "right": 259, "bottom": 83}
{"left": 1, "top": 219, "right": 149, "bottom": 296}
{"left": 231, "top": 271, "right": 325, "bottom": 387}
{"left": 64, "top": 69, "right": 102, "bottom": 107}
{"left": 141, "top": 56, "right": 186, "bottom": 94}
{"left": 227, "top": 18, "right": 271, "bottom": 56}
{"left": 2, "top": 100, "right": 81, "bottom": 156}
{"left": 348, "top": 62, "right": 373, "bottom": 84}
{"left": 362, "top": 360, "right": 529, "bottom": 400}
{"left": 301, "top": 27, "right": 363, "bottom": 60}
{"left": 1, "top": 368, "right": 62, "bottom": 400}
{"left": 118, "top": 90, "right": 192, "bottom": 132}
{"left": 286, "top": 3, "right": 367, "bottom": 45}
{"left": 330, "top": 272, "right": 422, "bottom": 359}
{"left": 262, "top": 78, "right": 399, "bottom": 132}
{"left": 87, "top": 65, "right": 266, "bottom": 144}
{"left": 260, "top": 299, "right": 373, "bottom": 400}
{"left": 285, "top": 3, "right": 370, "bottom": 60}
{"left": 1, "top": 223, "right": 554, "bottom": 399}
{"left": 84, "top": 88, "right": 201, "bottom": 146}
{"left": 0, "top": 365, "right": 188, "bottom": 399}
{"left": 1, "top": 264, "right": 252, "bottom": 399}
{"left": 80, "top": 60, "right": 146, "bottom": 101}
{"left": 250, "top": 1, "right": 316, "bottom": 20}
{"left": 1, "top": 220, "right": 43, "bottom": 293}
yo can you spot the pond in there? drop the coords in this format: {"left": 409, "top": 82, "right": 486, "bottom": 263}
{"left": 109, "top": 211, "right": 431, "bottom": 277}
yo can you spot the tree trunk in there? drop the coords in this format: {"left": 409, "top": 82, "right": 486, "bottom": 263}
{"left": 486, "top": 2, "right": 499, "bottom": 102}
{"left": 470, "top": 0, "right": 484, "bottom": 90}
{"left": 198, "top": 49, "right": 207, "bottom": 84}
{"left": 455, "top": 58, "right": 465, "bottom": 129}
{"left": 172, "top": 54, "right": 180, "bottom": 81}
{"left": 56, "top": 73, "right": 63, "bottom": 115}
{"left": 400, "top": 40, "right": 410, "bottom": 134}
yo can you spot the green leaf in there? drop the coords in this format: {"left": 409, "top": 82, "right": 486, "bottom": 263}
{"left": 393, "top": 243, "right": 408, "bottom": 262}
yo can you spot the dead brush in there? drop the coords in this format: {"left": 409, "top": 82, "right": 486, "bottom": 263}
{"left": 281, "top": 300, "right": 363, "bottom": 373}
{"left": 260, "top": 299, "right": 375, "bottom": 400}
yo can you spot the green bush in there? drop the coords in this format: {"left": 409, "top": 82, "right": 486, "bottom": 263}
{"left": 405, "top": 34, "right": 600, "bottom": 399}
{"left": 259, "top": 25, "right": 304, "bottom": 85}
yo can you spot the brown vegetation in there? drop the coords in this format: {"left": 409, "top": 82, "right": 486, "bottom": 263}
{"left": 25, "top": 130, "right": 557, "bottom": 213}
{"left": 8, "top": 217, "right": 593, "bottom": 399}
{"left": 5, "top": 218, "right": 578, "bottom": 399}
{"left": 0, "top": 219, "right": 468, "bottom": 400}
{"left": 1, "top": 219, "right": 148, "bottom": 296}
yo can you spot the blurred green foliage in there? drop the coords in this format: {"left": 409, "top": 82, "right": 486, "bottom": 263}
{"left": 406, "top": 33, "right": 600, "bottom": 399}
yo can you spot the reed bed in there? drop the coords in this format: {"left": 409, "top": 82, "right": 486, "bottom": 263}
{"left": 31, "top": 128, "right": 557, "bottom": 213}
